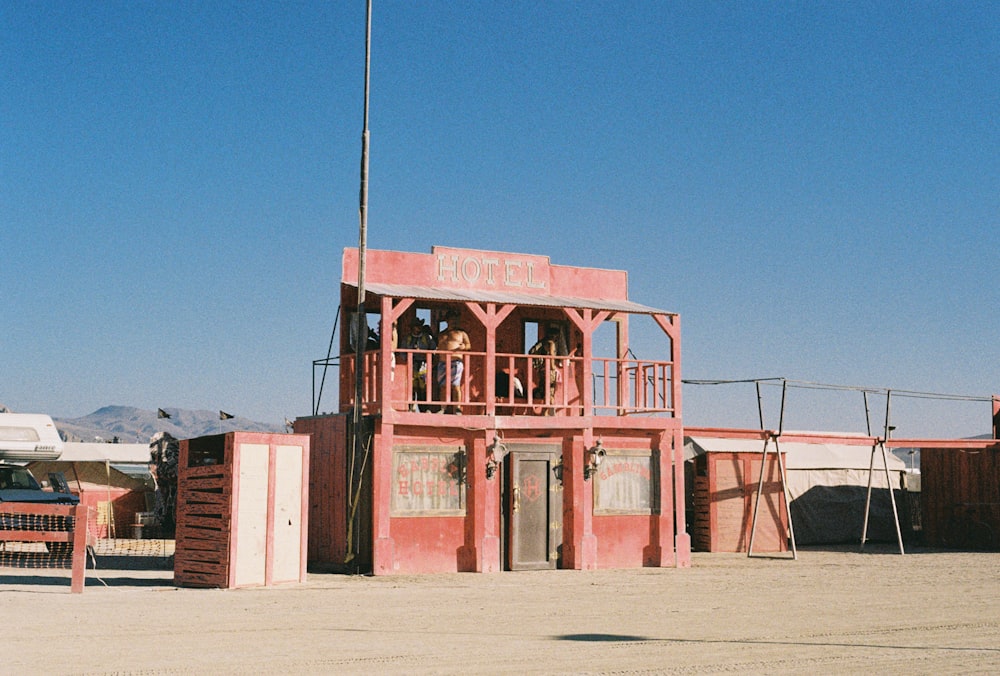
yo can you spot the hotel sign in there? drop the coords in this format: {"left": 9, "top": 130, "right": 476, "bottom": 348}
{"left": 432, "top": 246, "right": 550, "bottom": 294}
{"left": 342, "top": 246, "right": 636, "bottom": 306}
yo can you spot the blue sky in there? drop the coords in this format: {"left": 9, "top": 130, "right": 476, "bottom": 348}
{"left": 3, "top": 2, "right": 997, "bottom": 437}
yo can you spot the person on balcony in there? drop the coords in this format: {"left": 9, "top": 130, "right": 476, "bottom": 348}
{"left": 401, "top": 317, "right": 436, "bottom": 411}
{"left": 529, "top": 324, "right": 569, "bottom": 414}
{"left": 435, "top": 310, "right": 471, "bottom": 414}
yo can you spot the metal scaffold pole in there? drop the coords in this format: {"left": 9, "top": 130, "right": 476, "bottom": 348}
{"left": 748, "top": 379, "right": 797, "bottom": 559}
{"left": 347, "top": 0, "right": 373, "bottom": 571}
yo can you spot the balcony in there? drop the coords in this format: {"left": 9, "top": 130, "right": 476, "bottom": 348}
{"left": 322, "top": 349, "right": 677, "bottom": 419}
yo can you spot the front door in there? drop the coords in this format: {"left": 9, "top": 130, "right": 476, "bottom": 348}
{"left": 506, "top": 445, "right": 562, "bottom": 570}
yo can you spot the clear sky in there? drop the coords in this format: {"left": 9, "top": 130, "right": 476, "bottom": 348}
{"left": 3, "top": 2, "right": 998, "bottom": 438}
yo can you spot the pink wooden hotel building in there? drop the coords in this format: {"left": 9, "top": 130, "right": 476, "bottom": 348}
{"left": 295, "top": 245, "right": 690, "bottom": 574}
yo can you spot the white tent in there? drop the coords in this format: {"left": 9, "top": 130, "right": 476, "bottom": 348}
{"left": 59, "top": 442, "right": 151, "bottom": 463}
{"left": 685, "top": 435, "right": 907, "bottom": 545}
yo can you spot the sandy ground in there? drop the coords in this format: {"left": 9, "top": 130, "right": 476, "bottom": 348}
{"left": 2, "top": 545, "right": 999, "bottom": 675}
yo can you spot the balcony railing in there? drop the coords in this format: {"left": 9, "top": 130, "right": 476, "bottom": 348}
{"left": 323, "top": 349, "right": 676, "bottom": 418}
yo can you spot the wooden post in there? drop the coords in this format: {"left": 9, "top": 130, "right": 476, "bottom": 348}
{"left": 372, "top": 423, "right": 395, "bottom": 575}
{"left": 70, "top": 504, "right": 89, "bottom": 593}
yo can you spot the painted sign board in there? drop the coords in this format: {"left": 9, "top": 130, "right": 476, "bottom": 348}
{"left": 342, "top": 246, "right": 633, "bottom": 302}
{"left": 391, "top": 445, "right": 466, "bottom": 515}
{"left": 594, "top": 450, "right": 657, "bottom": 514}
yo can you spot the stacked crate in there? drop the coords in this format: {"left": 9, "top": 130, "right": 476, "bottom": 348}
{"left": 174, "top": 434, "right": 234, "bottom": 587}
{"left": 173, "top": 432, "right": 310, "bottom": 589}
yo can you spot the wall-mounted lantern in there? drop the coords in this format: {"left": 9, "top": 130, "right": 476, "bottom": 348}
{"left": 552, "top": 458, "right": 564, "bottom": 484}
{"left": 485, "top": 435, "right": 508, "bottom": 480}
{"left": 584, "top": 438, "right": 605, "bottom": 481}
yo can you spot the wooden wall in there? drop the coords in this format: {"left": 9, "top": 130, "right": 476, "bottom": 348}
{"left": 293, "top": 415, "right": 349, "bottom": 567}
{"left": 692, "top": 452, "right": 788, "bottom": 553}
{"left": 921, "top": 445, "right": 1000, "bottom": 551}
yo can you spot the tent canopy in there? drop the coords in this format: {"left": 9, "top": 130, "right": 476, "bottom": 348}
{"left": 685, "top": 435, "right": 906, "bottom": 471}
{"left": 685, "top": 434, "right": 907, "bottom": 545}
{"left": 58, "top": 442, "right": 151, "bottom": 464}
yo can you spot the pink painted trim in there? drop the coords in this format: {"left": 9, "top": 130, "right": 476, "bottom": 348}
{"left": 264, "top": 443, "right": 278, "bottom": 587}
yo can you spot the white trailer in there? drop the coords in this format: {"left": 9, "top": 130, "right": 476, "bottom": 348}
{"left": 0, "top": 413, "right": 66, "bottom": 461}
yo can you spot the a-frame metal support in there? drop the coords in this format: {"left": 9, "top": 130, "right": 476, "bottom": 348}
{"left": 861, "top": 390, "right": 905, "bottom": 555}
{"left": 748, "top": 380, "right": 797, "bottom": 559}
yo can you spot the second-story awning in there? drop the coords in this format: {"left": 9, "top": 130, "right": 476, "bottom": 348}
{"left": 345, "top": 282, "right": 673, "bottom": 316}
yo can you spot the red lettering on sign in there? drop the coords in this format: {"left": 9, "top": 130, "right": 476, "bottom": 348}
{"left": 599, "top": 460, "right": 651, "bottom": 482}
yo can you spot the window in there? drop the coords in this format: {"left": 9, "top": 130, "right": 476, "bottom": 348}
{"left": 390, "top": 446, "right": 467, "bottom": 515}
{"left": 0, "top": 426, "right": 40, "bottom": 442}
{"left": 593, "top": 449, "right": 658, "bottom": 515}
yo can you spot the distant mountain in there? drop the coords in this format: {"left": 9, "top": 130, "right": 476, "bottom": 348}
{"left": 54, "top": 406, "right": 285, "bottom": 444}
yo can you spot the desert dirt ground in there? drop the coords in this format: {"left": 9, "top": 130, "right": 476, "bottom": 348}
{"left": 2, "top": 544, "right": 999, "bottom": 675}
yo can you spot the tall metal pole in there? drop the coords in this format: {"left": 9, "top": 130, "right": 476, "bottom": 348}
{"left": 353, "top": 0, "right": 372, "bottom": 442}
{"left": 755, "top": 380, "right": 765, "bottom": 431}
{"left": 347, "top": 0, "right": 372, "bottom": 570}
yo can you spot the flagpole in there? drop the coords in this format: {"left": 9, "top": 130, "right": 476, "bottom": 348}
{"left": 352, "top": 0, "right": 372, "bottom": 457}
{"left": 353, "top": 0, "right": 371, "bottom": 423}
{"left": 348, "top": 0, "right": 373, "bottom": 571}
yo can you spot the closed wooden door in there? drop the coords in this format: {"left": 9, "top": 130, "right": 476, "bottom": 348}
{"left": 507, "top": 447, "right": 562, "bottom": 570}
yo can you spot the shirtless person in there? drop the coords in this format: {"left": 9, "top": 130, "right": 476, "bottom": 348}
{"left": 435, "top": 310, "right": 471, "bottom": 414}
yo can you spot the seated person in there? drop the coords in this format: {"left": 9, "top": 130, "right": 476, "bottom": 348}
{"left": 495, "top": 369, "right": 524, "bottom": 400}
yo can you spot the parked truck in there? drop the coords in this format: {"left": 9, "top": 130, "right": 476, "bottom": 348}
{"left": 0, "top": 413, "right": 78, "bottom": 555}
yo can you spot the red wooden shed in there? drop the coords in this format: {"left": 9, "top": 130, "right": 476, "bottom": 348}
{"left": 917, "top": 440, "right": 1000, "bottom": 551}
{"left": 297, "top": 245, "right": 688, "bottom": 574}
{"left": 687, "top": 447, "right": 788, "bottom": 554}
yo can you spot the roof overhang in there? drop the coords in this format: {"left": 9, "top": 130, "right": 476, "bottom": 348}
{"left": 346, "top": 282, "right": 672, "bottom": 316}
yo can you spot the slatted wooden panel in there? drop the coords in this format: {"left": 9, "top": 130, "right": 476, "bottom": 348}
{"left": 692, "top": 470, "right": 711, "bottom": 551}
{"left": 174, "top": 438, "right": 233, "bottom": 588}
